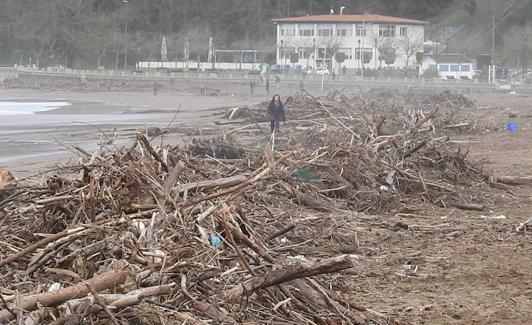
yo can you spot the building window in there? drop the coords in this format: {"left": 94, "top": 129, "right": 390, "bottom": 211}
{"left": 281, "top": 28, "right": 296, "bottom": 36}
{"left": 339, "top": 48, "right": 353, "bottom": 60}
{"left": 461, "top": 64, "right": 471, "bottom": 71}
{"left": 298, "top": 48, "right": 313, "bottom": 60}
{"left": 299, "top": 29, "right": 314, "bottom": 36}
{"left": 317, "top": 48, "right": 328, "bottom": 59}
{"left": 336, "top": 24, "right": 353, "bottom": 37}
{"left": 280, "top": 24, "right": 296, "bottom": 37}
{"left": 317, "top": 25, "right": 333, "bottom": 37}
{"left": 439, "top": 64, "right": 449, "bottom": 72}
{"left": 399, "top": 27, "right": 407, "bottom": 37}
{"left": 450, "top": 64, "right": 460, "bottom": 72}
{"left": 299, "top": 24, "right": 314, "bottom": 36}
{"left": 356, "top": 24, "right": 367, "bottom": 37}
{"left": 355, "top": 48, "right": 373, "bottom": 62}
{"left": 379, "top": 24, "right": 396, "bottom": 37}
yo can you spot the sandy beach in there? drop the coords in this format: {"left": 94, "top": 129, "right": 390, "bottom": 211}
{"left": 0, "top": 86, "right": 264, "bottom": 177}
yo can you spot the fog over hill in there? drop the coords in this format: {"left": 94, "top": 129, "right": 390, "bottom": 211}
{"left": 0, "top": 0, "right": 530, "bottom": 67}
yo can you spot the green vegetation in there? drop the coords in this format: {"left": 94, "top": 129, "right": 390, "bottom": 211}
{"left": 440, "top": 9, "right": 470, "bottom": 26}
{"left": 0, "top": 0, "right": 530, "bottom": 69}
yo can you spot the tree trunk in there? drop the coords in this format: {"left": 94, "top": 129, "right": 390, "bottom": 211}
{"left": 495, "top": 176, "right": 532, "bottom": 185}
{"left": 0, "top": 271, "right": 127, "bottom": 322}
{"left": 220, "top": 255, "right": 352, "bottom": 301}
{"left": 174, "top": 175, "right": 247, "bottom": 194}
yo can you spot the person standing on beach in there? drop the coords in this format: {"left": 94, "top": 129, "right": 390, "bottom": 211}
{"left": 265, "top": 79, "right": 270, "bottom": 95}
{"left": 249, "top": 80, "right": 255, "bottom": 96}
{"left": 275, "top": 76, "right": 280, "bottom": 89}
{"left": 153, "top": 82, "right": 159, "bottom": 96}
{"left": 267, "top": 94, "right": 286, "bottom": 133}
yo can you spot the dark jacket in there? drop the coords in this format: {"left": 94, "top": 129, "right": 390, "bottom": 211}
{"left": 267, "top": 101, "right": 285, "bottom": 122}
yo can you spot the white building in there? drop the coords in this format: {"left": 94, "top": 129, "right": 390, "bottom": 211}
{"left": 272, "top": 14, "right": 428, "bottom": 71}
{"left": 420, "top": 54, "right": 476, "bottom": 80}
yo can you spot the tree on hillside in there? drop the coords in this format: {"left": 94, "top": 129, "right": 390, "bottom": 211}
{"left": 3, "top": 0, "right": 530, "bottom": 69}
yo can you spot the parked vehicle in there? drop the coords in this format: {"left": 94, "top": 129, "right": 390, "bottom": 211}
{"left": 271, "top": 64, "right": 291, "bottom": 72}
{"left": 292, "top": 64, "right": 303, "bottom": 73}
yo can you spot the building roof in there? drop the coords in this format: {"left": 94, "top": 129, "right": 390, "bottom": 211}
{"left": 427, "top": 54, "right": 476, "bottom": 64}
{"left": 272, "top": 14, "right": 429, "bottom": 25}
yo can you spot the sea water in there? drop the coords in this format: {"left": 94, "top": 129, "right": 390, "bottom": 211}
{"left": 0, "top": 101, "right": 71, "bottom": 115}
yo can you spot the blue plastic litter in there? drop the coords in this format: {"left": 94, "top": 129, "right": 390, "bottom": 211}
{"left": 210, "top": 235, "right": 223, "bottom": 248}
{"left": 507, "top": 122, "right": 518, "bottom": 133}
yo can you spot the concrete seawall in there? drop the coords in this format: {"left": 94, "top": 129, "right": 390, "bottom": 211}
{"left": 11, "top": 68, "right": 531, "bottom": 94}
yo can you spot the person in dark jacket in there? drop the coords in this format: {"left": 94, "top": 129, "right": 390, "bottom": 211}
{"left": 267, "top": 94, "right": 286, "bottom": 133}
{"left": 249, "top": 80, "right": 255, "bottom": 96}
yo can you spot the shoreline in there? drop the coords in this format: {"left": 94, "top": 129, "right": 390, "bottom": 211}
{"left": 0, "top": 87, "right": 263, "bottom": 177}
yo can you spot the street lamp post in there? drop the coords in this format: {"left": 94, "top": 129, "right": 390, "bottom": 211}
{"left": 313, "top": 38, "right": 316, "bottom": 71}
{"left": 123, "top": 0, "right": 129, "bottom": 71}
{"left": 357, "top": 39, "right": 361, "bottom": 78}
{"left": 374, "top": 38, "right": 378, "bottom": 70}
{"left": 435, "top": 39, "right": 440, "bottom": 77}
{"left": 280, "top": 40, "right": 284, "bottom": 67}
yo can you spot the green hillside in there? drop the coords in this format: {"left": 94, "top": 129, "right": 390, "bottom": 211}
{"left": 0, "top": 0, "right": 530, "bottom": 68}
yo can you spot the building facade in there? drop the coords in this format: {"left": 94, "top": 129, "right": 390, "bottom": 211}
{"left": 420, "top": 54, "right": 476, "bottom": 80}
{"left": 272, "top": 14, "right": 428, "bottom": 72}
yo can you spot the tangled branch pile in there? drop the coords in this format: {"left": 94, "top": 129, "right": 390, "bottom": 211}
{"left": 0, "top": 89, "right": 519, "bottom": 324}
{"left": 227, "top": 89, "right": 501, "bottom": 213}
{"left": 0, "top": 129, "right": 395, "bottom": 324}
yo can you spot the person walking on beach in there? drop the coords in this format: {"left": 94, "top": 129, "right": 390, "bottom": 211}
{"left": 275, "top": 76, "right": 280, "bottom": 89}
{"left": 153, "top": 82, "right": 160, "bottom": 96}
{"left": 267, "top": 94, "right": 286, "bottom": 133}
{"left": 265, "top": 79, "right": 270, "bottom": 95}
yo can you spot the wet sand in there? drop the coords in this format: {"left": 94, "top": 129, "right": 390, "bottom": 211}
{"left": 0, "top": 88, "right": 261, "bottom": 178}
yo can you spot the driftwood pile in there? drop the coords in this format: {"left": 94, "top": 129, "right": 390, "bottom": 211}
{"left": 0, "top": 89, "right": 528, "bottom": 324}
{"left": 227, "top": 89, "right": 480, "bottom": 133}
{"left": 225, "top": 89, "right": 507, "bottom": 214}
{"left": 0, "top": 130, "right": 394, "bottom": 324}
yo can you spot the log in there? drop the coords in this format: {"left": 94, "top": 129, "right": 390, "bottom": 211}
{"left": 443, "top": 122, "right": 471, "bottom": 129}
{"left": 0, "top": 226, "right": 86, "bottom": 268}
{"left": 296, "top": 191, "right": 333, "bottom": 212}
{"left": 448, "top": 201, "right": 484, "bottom": 211}
{"left": 0, "top": 271, "right": 127, "bottom": 322}
{"left": 220, "top": 255, "right": 352, "bottom": 301}
{"left": 0, "top": 209, "right": 157, "bottom": 268}
{"left": 489, "top": 181, "right": 513, "bottom": 192}
{"left": 35, "top": 195, "right": 77, "bottom": 205}
{"left": 163, "top": 161, "right": 185, "bottom": 194}
{"left": 403, "top": 140, "right": 428, "bottom": 159}
{"left": 174, "top": 175, "right": 247, "bottom": 194}
{"left": 266, "top": 224, "right": 296, "bottom": 242}
{"left": 136, "top": 132, "right": 169, "bottom": 173}
{"left": 111, "top": 283, "right": 174, "bottom": 308}
{"left": 292, "top": 278, "right": 368, "bottom": 324}
{"left": 495, "top": 176, "right": 532, "bottom": 186}
{"left": 60, "top": 283, "right": 175, "bottom": 312}
{"left": 185, "top": 151, "right": 293, "bottom": 208}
